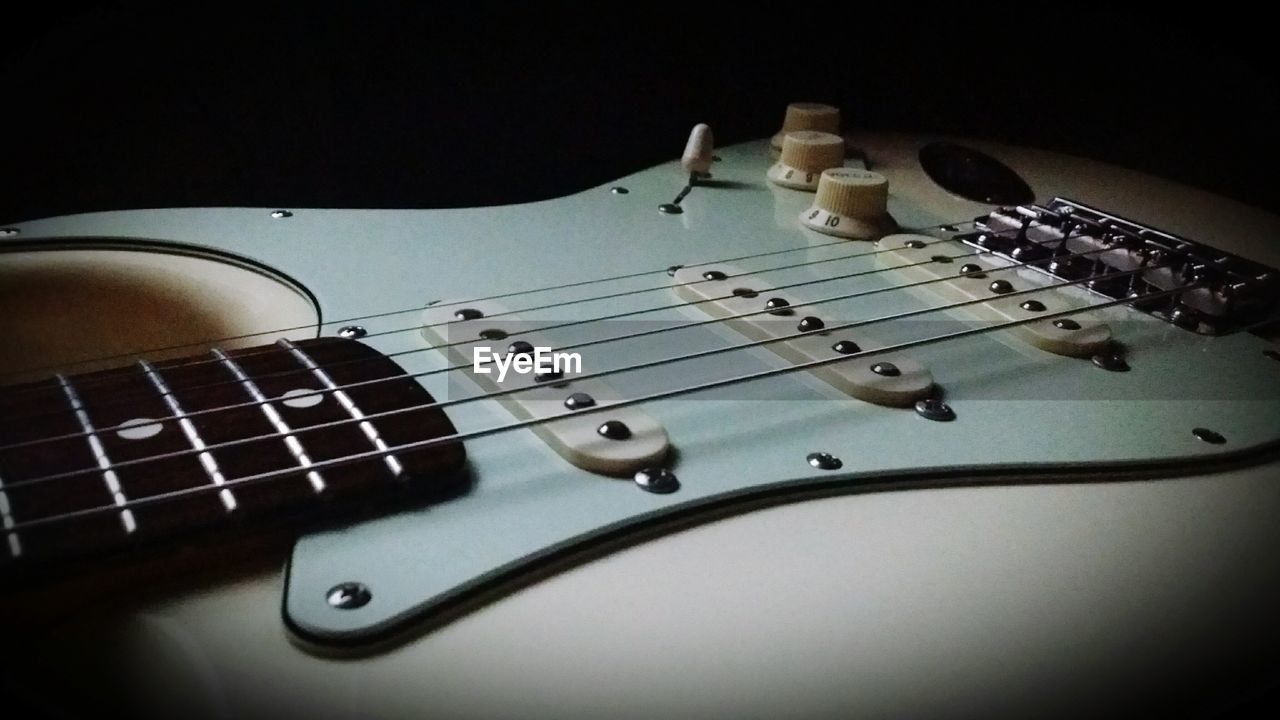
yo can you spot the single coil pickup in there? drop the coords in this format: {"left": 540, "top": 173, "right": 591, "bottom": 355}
{"left": 875, "top": 234, "right": 1113, "bottom": 358}
{"left": 421, "top": 301, "right": 670, "bottom": 477}
{"left": 670, "top": 263, "right": 934, "bottom": 408}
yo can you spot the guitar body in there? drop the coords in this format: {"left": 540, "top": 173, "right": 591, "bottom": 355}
{"left": 3, "top": 132, "right": 1279, "bottom": 719}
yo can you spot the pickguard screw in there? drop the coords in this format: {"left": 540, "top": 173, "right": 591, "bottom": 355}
{"left": 337, "top": 325, "right": 367, "bottom": 339}
{"left": 610, "top": 186, "right": 629, "bottom": 194}
{"left": 667, "top": 265, "right": 684, "bottom": 276}
{"left": 658, "top": 203, "right": 683, "bottom": 214}
{"left": 1053, "top": 318, "right": 1081, "bottom": 330}
{"left": 914, "top": 397, "right": 956, "bottom": 421}
{"left": 326, "top": 582, "right": 372, "bottom": 610}
{"left": 904, "top": 239, "right": 927, "bottom": 249}
{"left": 454, "top": 308, "right": 484, "bottom": 320}
{"left": 270, "top": 209, "right": 293, "bottom": 218}
{"left": 1192, "top": 428, "right": 1226, "bottom": 445}
{"left": 0, "top": 227, "right": 18, "bottom": 236}
{"left": 634, "top": 467, "right": 679, "bottom": 494}
{"left": 1091, "top": 352, "right": 1129, "bottom": 371}
{"left": 989, "top": 279, "right": 1014, "bottom": 294}
{"left": 807, "top": 452, "right": 843, "bottom": 470}
{"left": 702, "top": 270, "right": 728, "bottom": 281}
{"left": 931, "top": 255, "right": 953, "bottom": 264}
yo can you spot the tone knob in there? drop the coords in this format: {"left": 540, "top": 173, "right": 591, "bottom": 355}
{"left": 770, "top": 102, "right": 841, "bottom": 156}
{"left": 767, "top": 131, "right": 845, "bottom": 191}
{"left": 800, "top": 168, "right": 894, "bottom": 240}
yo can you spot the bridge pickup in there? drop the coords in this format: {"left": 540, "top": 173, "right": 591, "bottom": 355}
{"left": 875, "top": 233, "right": 1113, "bottom": 357}
{"left": 421, "top": 302, "right": 670, "bottom": 477}
{"left": 671, "top": 263, "right": 934, "bottom": 407}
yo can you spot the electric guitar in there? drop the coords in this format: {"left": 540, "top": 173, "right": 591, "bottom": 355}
{"left": 2, "top": 106, "right": 1278, "bottom": 718}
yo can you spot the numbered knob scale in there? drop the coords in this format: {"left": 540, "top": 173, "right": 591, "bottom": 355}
{"left": 767, "top": 131, "right": 845, "bottom": 191}
{"left": 800, "top": 167, "right": 895, "bottom": 240}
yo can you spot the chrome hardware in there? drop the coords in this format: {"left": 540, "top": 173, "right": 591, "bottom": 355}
{"left": 658, "top": 203, "right": 683, "bottom": 214}
{"left": 564, "top": 392, "right": 595, "bottom": 410}
{"left": 454, "top": 308, "right": 483, "bottom": 320}
{"left": 634, "top": 467, "right": 679, "bottom": 494}
{"left": 806, "top": 452, "right": 843, "bottom": 470}
{"left": 914, "top": 397, "right": 956, "bottom": 422}
{"left": 702, "top": 270, "right": 727, "bottom": 281}
{"left": 797, "top": 316, "right": 825, "bottom": 332}
{"left": 598, "top": 420, "right": 632, "bottom": 440}
{"left": 337, "top": 325, "right": 367, "bottom": 339}
{"left": 0, "top": 228, "right": 18, "bottom": 236}
{"left": 270, "top": 210, "right": 293, "bottom": 219}
{"left": 1193, "top": 428, "right": 1226, "bottom": 444}
{"left": 1091, "top": 352, "right": 1129, "bottom": 371}
{"left": 963, "top": 198, "right": 1280, "bottom": 334}
{"left": 326, "top": 582, "right": 372, "bottom": 610}
{"left": 871, "top": 362, "right": 900, "bottom": 377}
{"left": 610, "top": 186, "right": 629, "bottom": 194}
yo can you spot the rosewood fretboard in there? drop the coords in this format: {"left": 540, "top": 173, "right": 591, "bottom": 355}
{"left": 0, "top": 337, "right": 466, "bottom": 572}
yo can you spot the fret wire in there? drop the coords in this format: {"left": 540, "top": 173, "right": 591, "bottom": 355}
{"left": 211, "top": 349, "right": 326, "bottom": 493}
{"left": 0, "top": 220, "right": 971, "bottom": 384}
{"left": 0, "top": 227, "right": 1104, "bottom": 462}
{"left": 6, "top": 255, "right": 1148, "bottom": 495}
{"left": 0, "top": 469, "right": 19, "bottom": 558}
{"left": 7, "top": 283, "right": 1197, "bottom": 534}
{"left": 55, "top": 374, "right": 137, "bottom": 534}
{"left": 137, "top": 360, "right": 239, "bottom": 512}
{"left": 277, "top": 339, "right": 404, "bottom": 479}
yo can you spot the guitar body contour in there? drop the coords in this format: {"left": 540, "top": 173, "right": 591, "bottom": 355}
{"left": 2, "top": 132, "right": 1279, "bottom": 719}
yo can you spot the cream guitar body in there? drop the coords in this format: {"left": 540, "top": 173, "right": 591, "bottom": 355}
{"left": 2, "top": 131, "right": 1279, "bottom": 719}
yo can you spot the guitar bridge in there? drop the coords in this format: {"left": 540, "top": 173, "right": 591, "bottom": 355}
{"left": 960, "top": 198, "right": 1280, "bottom": 335}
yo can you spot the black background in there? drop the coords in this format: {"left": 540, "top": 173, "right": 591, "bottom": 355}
{"left": 2, "top": 4, "right": 1277, "bottom": 226}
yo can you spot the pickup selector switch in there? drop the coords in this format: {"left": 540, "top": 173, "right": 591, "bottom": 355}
{"left": 768, "top": 131, "right": 845, "bottom": 191}
{"left": 800, "top": 168, "right": 894, "bottom": 240}
{"left": 771, "top": 102, "right": 841, "bottom": 156}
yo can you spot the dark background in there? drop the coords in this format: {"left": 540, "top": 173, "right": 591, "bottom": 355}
{"left": 1, "top": 4, "right": 1277, "bottom": 226}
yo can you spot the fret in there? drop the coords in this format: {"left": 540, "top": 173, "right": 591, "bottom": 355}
{"left": 55, "top": 374, "right": 138, "bottom": 535}
{"left": 277, "top": 339, "right": 404, "bottom": 478}
{"left": 211, "top": 348, "right": 326, "bottom": 493}
{"left": 0, "top": 337, "right": 465, "bottom": 569}
{"left": 137, "top": 360, "right": 238, "bottom": 512}
{"left": 0, "top": 470, "right": 19, "bottom": 558}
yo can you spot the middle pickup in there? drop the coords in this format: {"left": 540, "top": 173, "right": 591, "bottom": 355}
{"left": 671, "top": 263, "right": 934, "bottom": 407}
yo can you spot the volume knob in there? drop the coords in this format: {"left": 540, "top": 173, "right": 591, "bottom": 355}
{"left": 771, "top": 102, "right": 841, "bottom": 156}
{"left": 800, "top": 168, "right": 894, "bottom": 240}
{"left": 767, "top": 131, "right": 845, "bottom": 191}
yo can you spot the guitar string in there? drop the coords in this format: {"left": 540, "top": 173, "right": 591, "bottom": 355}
{"left": 4, "top": 281, "right": 1193, "bottom": 534}
{"left": 0, "top": 220, "right": 972, "bottom": 383}
{"left": 0, "top": 256, "right": 1155, "bottom": 491}
{"left": 0, "top": 230, "right": 982, "bottom": 427}
{"left": 0, "top": 225, "right": 1099, "bottom": 452}
{"left": 0, "top": 231, "right": 964, "bottom": 419}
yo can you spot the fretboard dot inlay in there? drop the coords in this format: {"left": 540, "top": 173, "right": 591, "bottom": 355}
{"left": 116, "top": 418, "right": 164, "bottom": 440}
{"left": 280, "top": 388, "right": 325, "bottom": 408}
